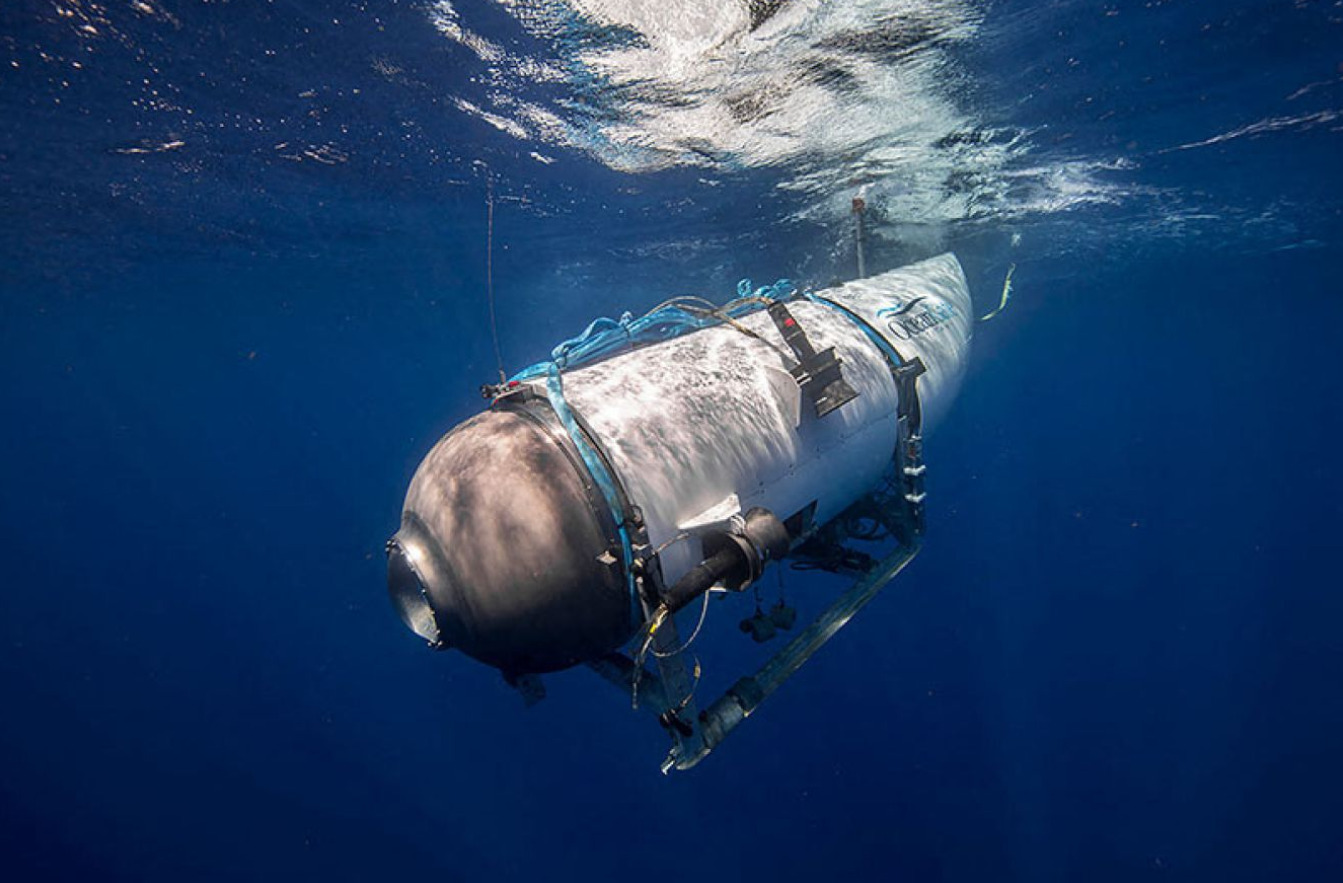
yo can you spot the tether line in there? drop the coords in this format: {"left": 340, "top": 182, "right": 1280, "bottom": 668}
{"left": 485, "top": 169, "right": 506, "bottom": 383}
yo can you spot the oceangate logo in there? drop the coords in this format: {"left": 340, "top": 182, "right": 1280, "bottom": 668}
{"left": 877, "top": 295, "right": 957, "bottom": 340}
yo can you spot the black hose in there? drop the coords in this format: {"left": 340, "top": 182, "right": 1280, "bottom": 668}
{"left": 658, "top": 508, "right": 790, "bottom": 614}
{"left": 661, "top": 546, "right": 746, "bottom": 614}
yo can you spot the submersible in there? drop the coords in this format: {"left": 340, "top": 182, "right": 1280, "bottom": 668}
{"left": 388, "top": 253, "right": 972, "bottom": 770}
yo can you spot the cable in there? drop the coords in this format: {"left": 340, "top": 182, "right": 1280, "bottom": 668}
{"left": 651, "top": 588, "right": 714, "bottom": 659}
{"left": 853, "top": 194, "right": 867, "bottom": 279}
{"left": 484, "top": 169, "right": 506, "bottom": 384}
{"left": 674, "top": 656, "right": 702, "bottom": 713}
{"left": 652, "top": 531, "right": 691, "bottom": 557}
{"left": 629, "top": 585, "right": 713, "bottom": 708}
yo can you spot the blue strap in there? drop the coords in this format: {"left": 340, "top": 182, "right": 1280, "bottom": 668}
{"left": 543, "top": 364, "right": 640, "bottom": 620}
{"left": 803, "top": 293, "right": 906, "bottom": 370}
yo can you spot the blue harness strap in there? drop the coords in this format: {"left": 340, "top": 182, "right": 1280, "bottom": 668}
{"left": 542, "top": 364, "right": 641, "bottom": 622}
{"left": 803, "top": 293, "right": 906, "bottom": 370}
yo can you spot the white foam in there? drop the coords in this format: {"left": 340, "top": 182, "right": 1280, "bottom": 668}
{"left": 426, "top": 0, "right": 1140, "bottom": 232}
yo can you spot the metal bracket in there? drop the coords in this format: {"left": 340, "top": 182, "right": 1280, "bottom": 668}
{"left": 766, "top": 300, "right": 859, "bottom": 418}
{"left": 645, "top": 615, "right": 706, "bottom": 772}
{"left": 588, "top": 616, "right": 706, "bottom": 772}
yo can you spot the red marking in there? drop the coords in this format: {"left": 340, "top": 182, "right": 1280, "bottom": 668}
{"left": 508, "top": 380, "right": 519, "bottom": 388}
{"left": 783, "top": 317, "right": 796, "bottom": 328}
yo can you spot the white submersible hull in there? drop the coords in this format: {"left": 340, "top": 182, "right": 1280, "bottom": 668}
{"left": 388, "top": 253, "right": 972, "bottom": 766}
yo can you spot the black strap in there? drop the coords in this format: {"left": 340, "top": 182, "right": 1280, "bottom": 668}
{"left": 892, "top": 357, "right": 926, "bottom": 435}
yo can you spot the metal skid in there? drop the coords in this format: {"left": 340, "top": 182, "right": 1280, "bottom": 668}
{"left": 591, "top": 405, "right": 929, "bottom": 773}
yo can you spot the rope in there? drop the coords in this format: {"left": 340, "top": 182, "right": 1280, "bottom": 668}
{"left": 508, "top": 277, "right": 799, "bottom": 383}
{"left": 485, "top": 171, "right": 506, "bottom": 384}
{"left": 651, "top": 589, "right": 714, "bottom": 659}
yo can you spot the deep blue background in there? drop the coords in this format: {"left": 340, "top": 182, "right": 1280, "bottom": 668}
{"left": 3, "top": 2, "right": 1341, "bottom": 881}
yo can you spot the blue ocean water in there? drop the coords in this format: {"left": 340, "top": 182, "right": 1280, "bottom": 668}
{"left": 2, "top": 1, "right": 1341, "bottom": 880}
